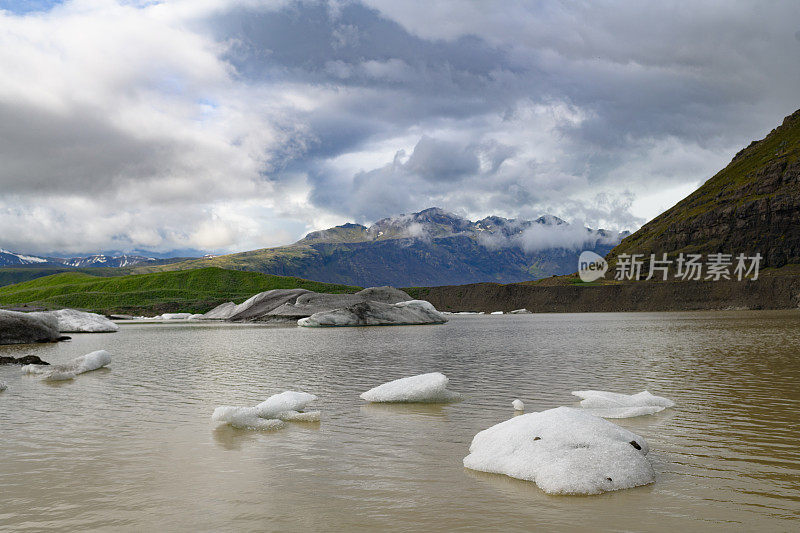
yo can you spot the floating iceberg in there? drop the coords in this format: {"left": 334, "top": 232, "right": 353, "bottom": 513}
{"left": 44, "top": 309, "right": 119, "bottom": 333}
{"left": 490, "top": 311, "right": 503, "bottom": 315}
{"left": 360, "top": 372, "right": 461, "bottom": 403}
{"left": 509, "top": 308, "right": 532, "bottom": 314}
{"left": 160, "top": 313, "right": 193, "bottom": 320}
{"left": 512, "top": 399, "right": 525, "bottom": 411}
{"left": 0, "top": 381, "right": 6, "bottom": 392}
{"left": 463, "top": 407, "right": 655, "bottom": 495}
{"left": 572, "top": 390, "right": 675, "bottom": 418}
{"left": 22, "top": 350, "right": 112, "bottom": 381}
{"left": 298, "top": 300, "right": 447, "bottom": 327}
{"left": 0, "top": 309, "right": 61, "bottom": 345}
{"left": 212, "top": 391, "right": 320, "bottom": 430}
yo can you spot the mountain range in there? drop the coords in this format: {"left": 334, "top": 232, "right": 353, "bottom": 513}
{"left": 135, "top": 209, "right": 625, "bottom": 287}
{"left": 0, "top": 250, "right": 187, "bottom": 269}
{"left": 0, "top": 210, "right": 625, "bottom": 287}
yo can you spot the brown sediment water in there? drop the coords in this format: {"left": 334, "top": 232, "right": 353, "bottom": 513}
{"left": 1, "top": 311, "right": 798, "bottom": 531}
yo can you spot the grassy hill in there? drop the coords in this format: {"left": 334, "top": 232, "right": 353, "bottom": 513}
{"left": 608, "top": 108, "right": 800, "bottom": 268}
{"left": 0, "top": 267, "right": 360, "bottom": 315}
{"left": 0, "top": 266, "right": 141, "bottom": 288}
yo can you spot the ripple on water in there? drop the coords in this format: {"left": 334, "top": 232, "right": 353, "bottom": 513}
{"left": 1, "top": 312, "right": 799, "bottom": 531}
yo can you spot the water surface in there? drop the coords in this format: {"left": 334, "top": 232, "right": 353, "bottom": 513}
{"left": 1, "top": 311, "right": 799, "bottom": 531}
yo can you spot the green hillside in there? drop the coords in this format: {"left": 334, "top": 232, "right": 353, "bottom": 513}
{"left": 609, "top": 108, "right": 800, "bottom": 268}
{"left": 0, "top": 267, "right": 360, "bottom": 315}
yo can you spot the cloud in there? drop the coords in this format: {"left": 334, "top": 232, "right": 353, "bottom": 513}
{"left": 1, "top": 0, "right": 799, "bottom": 255}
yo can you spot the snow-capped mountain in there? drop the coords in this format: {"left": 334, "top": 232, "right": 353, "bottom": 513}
{"left": 180, "top": 208, "right": 629, "bottom": 286}
{"left": 0, "top": 250, "right": 179, "bottom": 268}
{"left": 0, "top": 249, "right": 52, "bottom": 266}
{"left": 60, "top": 254, "right": 160, "bottom": 268}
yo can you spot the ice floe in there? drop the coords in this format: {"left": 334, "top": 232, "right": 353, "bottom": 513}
{"left": 572, "top": 390, "right": 675, "bottom": 418}
{"left": 212, "top": 391, "right": 320, "bottom": 430}
{"left": 159, "top": 313, "right": 193, "bottom": 320}
{"left": 22, "top": 350, "right": 112, "bottom": 381}
{"left": 0, "top": 381, "right": 6, "bottom": 392}
{"left": 360, "top": 372, "right": 461, "bottom": 403}
{"left": 490, "top": 311, "right": 504, "bottom": 315}
{"left": 298, "top": 300, "right": 447, "bottom": 327}
{"left": 512, "top": 399, "right": 525, "bottom": 411}
{"left": 45, "top": 309, "right": 119, "bottom": 333}
{"left": 463, "top": 406, "right": 654, "bottom": 495}
{"left": 509, "top": 308, "right": 532, "bottom": 314}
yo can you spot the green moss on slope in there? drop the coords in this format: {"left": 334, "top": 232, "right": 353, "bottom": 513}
{"left": 0, "top": 267, "right": 360, "bottom": 315}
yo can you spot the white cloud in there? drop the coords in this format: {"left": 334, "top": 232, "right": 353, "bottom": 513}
{"left": 1, "top": 0, "right": 798, "bottom": 256}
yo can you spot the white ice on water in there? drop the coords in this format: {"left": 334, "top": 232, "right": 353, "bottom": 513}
{"left": 47, "top": 309, "right": 119, "bottom": 333}
{"left": 572, "top": 390, "right": 675, "bottom": 418}
{"left": 298, "top": 299, "right": 446, "bottom": 327}
{"left": 463, "top": 406, "right": 655, "bottom": 495}
{"left": 159, "top": 313, "right": 193, "bottom": 320}
{"left": 212, "top": 391, "right": 320, "bottom": 430}
{"left": 0, "top": 381, "right": 6, "bottom": 391}
{"left": 22, "top": 350, "right": 112, "bottom": 381}
{"left": 360, "top": 372, "right": 461, "bottom": 403}
{"left": 512, "top": 399, "right": 524, "bottom": 411}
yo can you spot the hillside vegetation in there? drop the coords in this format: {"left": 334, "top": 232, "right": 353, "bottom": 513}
{"left": 0, "top": 267, "right": 360, "bottom": 315}
{"left": 609, "top": 108, "right": 800, "bottom": 267}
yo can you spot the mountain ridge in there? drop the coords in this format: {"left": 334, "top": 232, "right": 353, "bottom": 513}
{"left": 128, "top": 208, "right": 626, "bottom": 286}
{"left": 607, "top": 108, "right": 800, "bottom": 268}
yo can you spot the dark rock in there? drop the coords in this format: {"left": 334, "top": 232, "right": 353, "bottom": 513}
{"left": 0, "top": 309, "right": 61, "bottom": 345}
{"left": 0, "top": 354, "right": 50, "bottom": 365}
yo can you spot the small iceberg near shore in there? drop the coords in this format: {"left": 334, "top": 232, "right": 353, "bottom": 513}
{"left": 42, "top": 309, "right": 119, "bottom": 333}
{"left": 572, "top": 390, "right": 675, "bottom": 418}
{"left": 212, "top": 391, "right": 320, "bottom": 430}
{"left": 360, "top": 372, "right": 461, "bottom": 403}
{"left": 512, "top": 399, "right": 524, "bottom": 411}
{"left": 463, "top": 406, "right": 654, "bottom": 495}
{"left": 22, "top": 350, "right": 112, "bottom": 381}
{"left": 298, "top": 300, "right": 447, "bottom": 327}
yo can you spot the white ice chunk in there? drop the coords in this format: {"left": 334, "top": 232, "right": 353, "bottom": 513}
{"left": 463, "top": 406, "right": 654, "bottom": 495}
{"left": 512, "top": 399, "right": 524, "bottom": 411}
{"left": 360, "top": 372, "right": 461, "bottom": 403}
{"left": 212, "top": 391, "right": 319, "bottom": 430}
{"left": 509, "top": 309, "right": 532, "bottom": 314}
{"left": 490, "top": 311, "right": 503, "bottom": 315}
{"left": 160, "top": 313, "right": 193, "bottom": 320}
{"left": 23, "top": 350, "right": 112, "bottom": 381}
{"left": 0, "top": 381, "right": 6, "bottom": 391}
{"left": 45, "top": 309, "right": 119, "bottom": 333}
{"left": 211, "top": 406, "right": 286, "bottom": 430}
{"left": 298, "top": 300, "right": 447, "bottom": 327}
{"left": 254, "top": 391, "right": 318, "bottom": 418}
{"left": 572, "top": 390, "right": 675, "bottom": 418}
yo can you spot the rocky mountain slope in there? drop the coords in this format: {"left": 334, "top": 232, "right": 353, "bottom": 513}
{"left": 140, "top": 208, "right": 624, "bottom": 286}
{"left": 608, "top": 108, "right": 800, "bottom": 268}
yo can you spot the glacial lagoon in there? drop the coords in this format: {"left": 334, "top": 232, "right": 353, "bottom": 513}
{"left": 1, "top": 311, "right": 799, "bottom": 531}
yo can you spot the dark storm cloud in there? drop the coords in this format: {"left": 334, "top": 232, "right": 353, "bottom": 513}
{"left": 1, "top": 0, "right": 799, "bottom": 254}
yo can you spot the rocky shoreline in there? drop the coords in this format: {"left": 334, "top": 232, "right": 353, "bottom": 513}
{"left": 409, "top": 276, "right": 800, "bottom": 313}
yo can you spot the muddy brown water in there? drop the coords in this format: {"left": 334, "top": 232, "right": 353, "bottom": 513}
{"left": 1, "top": 311, "right": 798, "bottom": 531}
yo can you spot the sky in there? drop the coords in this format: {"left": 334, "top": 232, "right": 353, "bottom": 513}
{"left": 1, "top": 0, "right": 799, "bottom": 256}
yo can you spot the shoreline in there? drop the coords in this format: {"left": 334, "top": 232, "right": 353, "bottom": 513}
{"left": 408, "top": 276, "right": 800, "bottom": 313}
